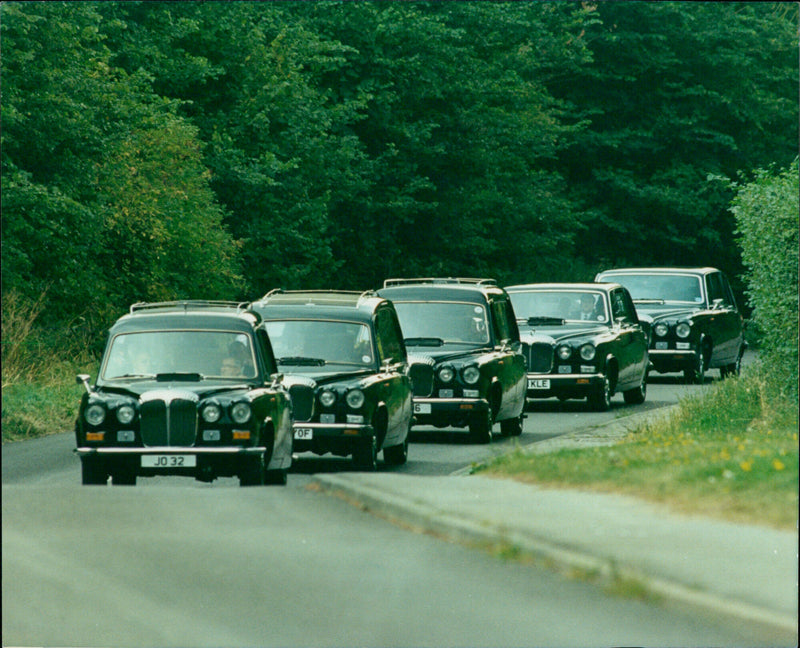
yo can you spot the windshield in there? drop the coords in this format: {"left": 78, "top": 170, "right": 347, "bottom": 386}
{"left": 265, "top": 320, "right": 374, "bottom": 370}
{"left": 102, "top": 331, "right": 257, "bottom": 380}
{"left": 509, "top": 291, "right": 609, "bottom": 324}
{"left": 606, "top": 274, "right": 703, "bottom": 304}
{"left": 393, "top": 301, "right": 490, "bottom": 345}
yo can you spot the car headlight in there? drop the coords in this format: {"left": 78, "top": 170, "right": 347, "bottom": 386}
{"left": 230, "top": 402, "right": 251, "bottom": 424}
{"left": 438, "top": 366, "right": 455, "bottom": 383}
{"left": 462, "top": 366, "right": 480, "bottom": 384}
{"left": 116, "top": 404, "right": 136, "bottom": 425}
{"left": 345, "top": 389, "right": 365, "bottom": 409}
{"left": 557, "top": 345, "right": 572, "bottom": 361}
{"left": 676, "top": 322, "right": 692, "bottom": 338}
{"left": 319, "top": 390, "right": 336, "bottom": 407}
{"left": 202, "top": 403, "right": 222, "bottom": 423}
{"left": 84, "top": 404, "right": 106, "bottom": 426}
{"left": 580, "top": 344, "right": 596, "bottom": 361}
{"left": 654, "top": 323, "right": 668, "bottom": 337}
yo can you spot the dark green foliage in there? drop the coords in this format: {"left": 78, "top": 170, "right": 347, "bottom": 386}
{"left": 1, "top": 1, "right": 797, "bottom": 364}
{"left": 731, "top": 159, "right": 799, "bottom": 396}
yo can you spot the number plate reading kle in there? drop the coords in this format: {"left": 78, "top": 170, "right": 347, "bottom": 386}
{"left": 528, "top": 378, "right": 550, "bottom": 389}
{"left": 141, "top": 454, "right": 196, "bottom": 468}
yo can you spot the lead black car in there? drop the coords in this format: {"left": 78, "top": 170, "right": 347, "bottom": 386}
{"left": 377, "top": 278, "right": 526, "bottom": 443}
{"left": 595, "top": 267, "right": 746, "bottom": 383}
{"left": 505, "top": 283, "right": 649, "bottom": 411}
{"left": 74, "top": 301, "right": 294, "bottom": 486}
{"left": 251, "top": 290, "right": 413, "bottom": 470}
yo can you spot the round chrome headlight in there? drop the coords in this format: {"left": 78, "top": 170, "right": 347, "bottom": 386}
{"left": 116, "top": 404, "right": 136, "bottom": 425}
{"left": 676, "top": 322, "right": 692, "bottom": 338}
{"left": 319, "top": 390, "right": 336, "bottom": 407}
{"left": 557, "top": 345, "right": 572, "bottom": 361}
{"left": 580, "top": 343, "right": 596, "bottom": 361}
{"left": 230, "top": 402, "right": 251, "bottom": 424}
{"left": 201, "top": 403, "right": 222, "bottom": 423}
{"left": 462, "top": 366, "right": 480, "bottom": 385}
{"left": 85, "top": 404, "right": 106, "bottom": 426}
{"left": 654, "top": 323, "right": 668, "bottom": 337}
{"left": 438, "top": 366, "right": 455, "bottom": 383}
{"left": 345, "top": 389, "right": 365, "bottom": 409}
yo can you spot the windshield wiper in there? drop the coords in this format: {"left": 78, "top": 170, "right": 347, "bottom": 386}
{"left": 277, "top": 356, "right": 327, "bottom": 366}
{"left": 156, "top": 372, "right": 202, "bottom": 382}
{"left": 109, "top": 373, "right": 157, "bottom": 380}
{"left": 523, "top": 316, "right": 565, "bottom": 326}
{"left": 633, "top": 298, "right": 666, "bottom": 305}
{"left": 404, "top": 337, "right": 444, "bottom": 347}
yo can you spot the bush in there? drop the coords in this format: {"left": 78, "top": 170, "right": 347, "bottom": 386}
{"left": 731, "top": 158, "right": 799, "bottom": 397}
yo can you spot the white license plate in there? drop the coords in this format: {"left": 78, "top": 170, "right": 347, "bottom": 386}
{"left": 294, "top": 428, "right": 313, "bottom": 440}
{"left": 414, "top": 403, "right": 431, "bottom": 414}
{"left": 655, "top": 342, "right": 668, "bottom": 350}
{"left": 141, "top": 454, "right": 196, "bottom": 468}
{"left": 528, "top": 379, "right": 550, "bottom": 389}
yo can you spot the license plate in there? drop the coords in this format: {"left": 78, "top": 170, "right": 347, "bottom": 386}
{"left": 528, "top": 378, "right": 550, "bottom": 389}
{"left": 141, "top": 454, "right": 196, "bottom": 468}
{"left": 294, "top": 428, "right": 313, "bottom": 440}
{"left": 655, "top": 342, "right": 668, "bottom": 350}
{"left": 414, "top": 403, "right": 431, "bottom": 414}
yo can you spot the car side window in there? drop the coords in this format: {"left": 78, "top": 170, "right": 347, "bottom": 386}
{"left": 375, "top": 307, "right": 405, "bottom": 364}
{"left": 720, "top": 273, "right": 737, "bottom": 309}
{"left": 490, "top": 299, "right": 511, "bottom": 343}
{"left": 610, "top": 290, "right": 629, "bottom": 322}
{"left": 706, "top": 272, "right": 727, "bottom": 305}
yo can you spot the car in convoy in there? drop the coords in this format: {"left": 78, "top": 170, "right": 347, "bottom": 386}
{"left": 377, "top": 278, "right": 526, "bottom": 443}
{"left": 594, "top": 267, "right": 746, "bottom": 383}
{"left": 251, "top": 290, "right": 413, "bottom": 470}
{"left": 74, "top": 301, "right": 294, "bottom": 486}
{"left": 505, "top": 283, "right": 649, "bottom": 411}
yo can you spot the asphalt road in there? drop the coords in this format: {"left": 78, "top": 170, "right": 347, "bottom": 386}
{"left": 3, "top": 369, "right": 772, "bottom": 647}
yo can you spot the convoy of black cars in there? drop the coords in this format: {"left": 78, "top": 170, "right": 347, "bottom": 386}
{"left": 75, "top": 267, "right": 745, "bottom": 484}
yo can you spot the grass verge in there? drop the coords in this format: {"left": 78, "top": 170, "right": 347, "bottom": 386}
{"left": 473, "top": 370, "right": 798, "bottom": 531}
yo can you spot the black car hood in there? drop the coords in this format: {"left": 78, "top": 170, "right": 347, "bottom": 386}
{"left": 406, "top": 346, "right": 493, "bottom": 365}
{"left": 635, "top": 305, "right": 700, "bottom": 322}
{"left": 94, "top": 380, "right": 256, "bottom": 400}
{"left": 519, "top": 324, "right": 608, "bottom": 345}
{"left": 280, "top": 369, "right": 374, "bottom": 389}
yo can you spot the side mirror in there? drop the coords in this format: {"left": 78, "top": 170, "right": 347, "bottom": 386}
{"left": 711, "top": 298, "right": 725, "bottom": 310}
{"left": 76, "top": 374, "right": 93, "bottom": 394}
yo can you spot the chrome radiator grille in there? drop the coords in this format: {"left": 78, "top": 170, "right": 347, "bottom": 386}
{"left": 525, "top": 342, "right": 554, "bottom": 374}
{"left": 288, "top": 384, "right": 315, "bottom": 422}
{"left": 140, "top": 391, "right": 198, "bottom": 446}
{"left": 409, "top": 363, "right": 434, "bottom": 397}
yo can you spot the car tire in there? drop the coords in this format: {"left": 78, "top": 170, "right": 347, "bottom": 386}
{"left": 352, "top": 437, "right": 378, "bottom": 471}
{"left": 264, "top": 469, "right": 288, "bottom": 485}
{"left": 468, "top": 410, "right": 492, "bottom": 444}
{"left": 684, "top": 345, "right": 706, "bottom": 384}
{"left": 239, "top": 456, "right": 266, "bottom": 486}
{"left": 383, "top": 437, "right": 409, "bottom": 466}
{"left": 588, "top": 374, "right": 611, "bottom": 411}
{"left": 623, "top": 373, "right": 647, "bottom": 405}
{"left": 81, "top": 457, "right": 107, "bottom": 485}
{"left": 499, "top": 413, "right": 523, "bottom": 437}
{"left": 721, "top": 348, "right": 743, "bottom": 379}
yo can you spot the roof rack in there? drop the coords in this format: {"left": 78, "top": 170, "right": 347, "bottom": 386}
{"left": 258, "top": 289, "right": 379, "bottom": 306}
{"left": 382, "top": 277, "right": 497, "bottom": 288}
{"left": 129, "top": 300, "right": 252, "bottom": 314}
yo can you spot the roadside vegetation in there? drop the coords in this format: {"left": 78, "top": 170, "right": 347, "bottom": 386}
{"left": 476, "top": 159, "right": 799, "bottom": 531}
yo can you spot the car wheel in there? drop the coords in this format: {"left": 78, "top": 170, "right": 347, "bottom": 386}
{"left": 239, "top": 456, "right": 266, "bottom": 486}
{"left": 499, "top": 413, "right": 523, "bottom": 437}
{"left": 721, "top": 348, "right": 744, "bottom": 379}
{"left": 684, "top": 346, "right": 706, "bottom": 384}
{"left": 623, "top": 372, "right": 647, "bottom": 405}
{"left": 468, "top": 410, "right": 492, "bottom": 444}
{"left": 81, "top": 457, "right": 107, "bottom": 485}
{"left": 383, "top": 437, "right": 409, "bottom": 466}
{"left": 264, "top": 469, "right": 288, "bottom": 486}
{"left": 588, "top": 374, "right": 611, "bottom": 411}
{"left": 353, "top": 437, "right": 378, "bottom": 471}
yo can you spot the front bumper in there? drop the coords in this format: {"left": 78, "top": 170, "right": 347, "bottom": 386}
{"left": 291, "top": 422, "right": 374, "bottom": 454}
{"left": 411, "top": 397, "right": 489, "bottom": 427}
{"left": 648, "top": 348, "right": 698, "bottom": 373}
{"left": 525, "top": 373, "right": 604, "bottom": 399}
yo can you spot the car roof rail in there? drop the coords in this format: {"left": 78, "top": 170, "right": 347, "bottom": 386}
{"left": 258, "top": 289, "right": 379, "bottom": 306}
{"left": 129, "top": 300, "right": 252, "bottom": 315}
{"left": 382, "top": 277, "right": 497, "bottom": 287}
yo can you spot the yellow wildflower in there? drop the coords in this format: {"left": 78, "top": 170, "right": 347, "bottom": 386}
{"left": 772, "top": 459, "right": 785, "bottom": 471}
{"left": 739, "top": 460, "right": 752, "bottom": 472}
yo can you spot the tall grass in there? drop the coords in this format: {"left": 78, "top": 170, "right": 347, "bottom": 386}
{"left": 2, "top": 290, "right": 98, "bottom": 442}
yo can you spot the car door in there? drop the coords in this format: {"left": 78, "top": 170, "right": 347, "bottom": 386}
{"left": 374, "top": 306, "right": 413, "bottom": 445}
{"left": 704, "top": 271, "right": 743, "bottom": 365}
{"left": 489, "top": 296, "right": 526, "bottom": 419}
{"left": 610, "top": 288, "right": 648, "bottom": 388}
